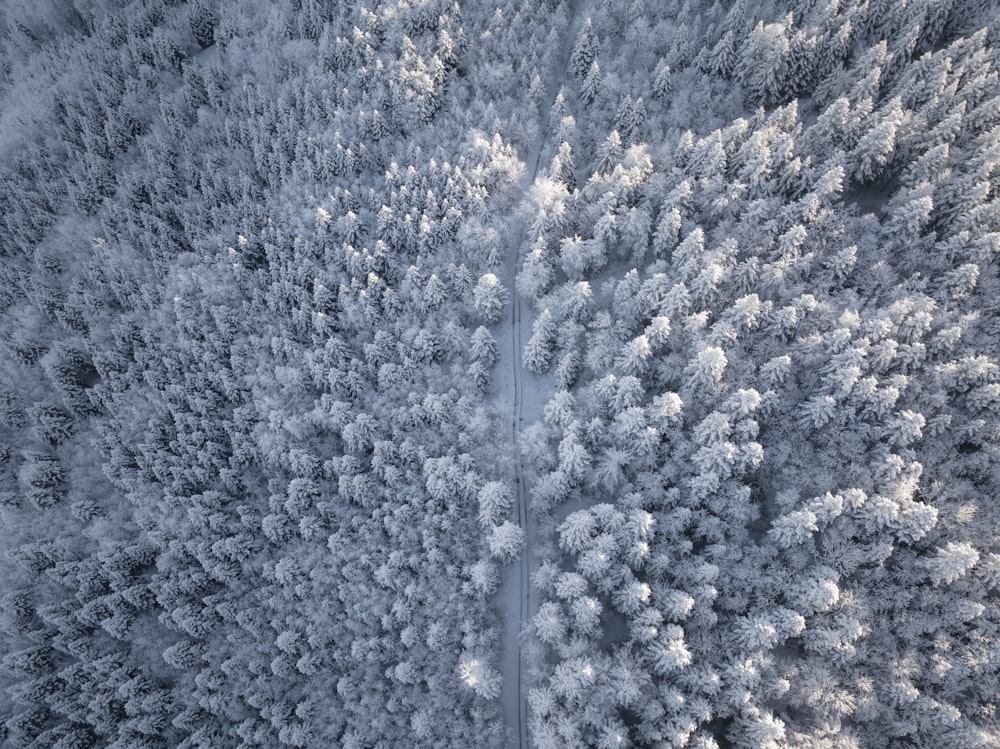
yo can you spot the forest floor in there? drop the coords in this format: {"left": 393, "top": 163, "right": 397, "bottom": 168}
{"left": 496, "top": 3, "right": 586, "bottom": 746}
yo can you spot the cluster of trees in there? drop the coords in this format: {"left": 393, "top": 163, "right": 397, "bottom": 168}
{"left": 516, "top": 0, "right": 1000, "bottom": 747}
{"left": 0, "top": 0, "right": 566, "bottom": 746}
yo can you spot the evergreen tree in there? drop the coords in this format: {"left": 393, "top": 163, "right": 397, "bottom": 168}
{"left": 570, "top": 19, "right": 599, "bottom": 79}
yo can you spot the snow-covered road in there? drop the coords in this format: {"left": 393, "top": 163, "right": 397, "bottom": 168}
{"left": 495, "top": 154, "right": 540, "bottom": 749}
{"left": 496, "top": 4, "right": 586, "bottom": 746}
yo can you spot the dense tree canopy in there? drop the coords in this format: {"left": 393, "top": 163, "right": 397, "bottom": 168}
{"left": 2, "top": 0, "right": 1000, "bottom": 747}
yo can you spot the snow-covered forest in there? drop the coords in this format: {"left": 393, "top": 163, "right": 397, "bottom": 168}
{"left": 1, "top": 0, "right": 1000, "bottom": 746}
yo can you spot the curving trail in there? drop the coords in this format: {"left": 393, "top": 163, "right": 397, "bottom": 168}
{"left": 497, "top": 4, "right": 586, "bottom": 746}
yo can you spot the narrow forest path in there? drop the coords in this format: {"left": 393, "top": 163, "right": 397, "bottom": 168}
{"left": 496, "top": 4, "right": 586, "bottom": 747}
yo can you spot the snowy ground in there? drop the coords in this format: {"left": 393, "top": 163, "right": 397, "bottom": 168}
{"left": 495, "top": 4, "right": 586, "bottom": 745}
